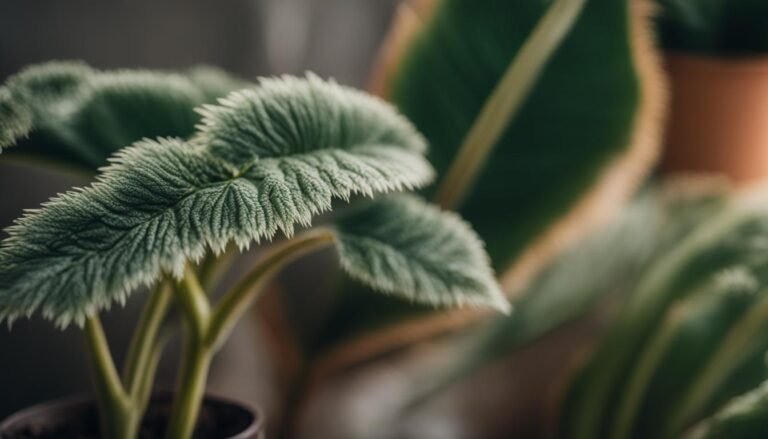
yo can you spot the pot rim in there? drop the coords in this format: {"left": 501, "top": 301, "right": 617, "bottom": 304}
{"left": 0, "top": 391, "right": 264, "bottom": 439}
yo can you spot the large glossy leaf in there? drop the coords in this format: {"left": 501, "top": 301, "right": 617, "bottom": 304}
{"left": 0, "top": 75, "right": 432, "bottom": 327}
{"left": 559, "top": 184, "right": 768, "bottom": 438}
{"left": 309, "top": 0, "right": 664, "bottom": 363}
{"left": 388, "top": 0, "right": 662, "bottom": 288}
{"left": 0, "top": 61, "right": 243, "bottom": 169}
{"left": 334, "top": 194, "right": 508, "bottom": 312}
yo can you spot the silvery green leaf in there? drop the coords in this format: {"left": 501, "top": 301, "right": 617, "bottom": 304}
{"left": 0, "top": 75, "right": 432, "bottom": 327}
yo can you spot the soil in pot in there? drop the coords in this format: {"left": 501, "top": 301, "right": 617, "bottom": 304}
{"left": 0, "top": 393, "right": 263, "bottom": 439}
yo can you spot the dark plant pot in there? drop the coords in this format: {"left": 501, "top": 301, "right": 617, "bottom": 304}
{"left": 0, "top": 393, "right": 264, "bottom": 439}
{"left": 662, "top": 54, "right": 768, "bottom": 184}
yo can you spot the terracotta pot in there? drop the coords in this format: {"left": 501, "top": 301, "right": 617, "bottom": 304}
{"left": 0, "top": 393, "right": 264, "bottom": 439}
{"left": 662, "top": 54, "right": 768, "bottom": 184}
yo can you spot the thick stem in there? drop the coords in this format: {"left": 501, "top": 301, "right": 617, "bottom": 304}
{"left": 84, "top": 315, "right": 136, "bottom": 439}
{"left": 166, "top": 231, "right": 333, "bottom": 439}
{"left": 123, "top": 280, "right": 173, "bottom": 399}
{"left": 207, "top": 229, "right": 335, "bottom": 351}
{"left": 166, "top": 267, "right": 212, "bottom": 439}
{"left": 166, "top": 336, "right": 213, "bottom": 439}
{"left": 434, "top": 0, "right": 588, "bottom": 209}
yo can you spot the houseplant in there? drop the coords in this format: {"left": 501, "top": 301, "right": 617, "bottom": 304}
{"left": 0, "top": 63, "right": 508, "bottom": 438}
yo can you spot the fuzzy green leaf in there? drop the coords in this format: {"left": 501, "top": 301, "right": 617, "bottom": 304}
{"left": 0, "top": 75, "right": 432, "bottom": 327}
{"left": 0, "top": 61, "right": 244, "bottom": 168}
{"left": 334, "top": 195, "right": 508, "bottom": 312}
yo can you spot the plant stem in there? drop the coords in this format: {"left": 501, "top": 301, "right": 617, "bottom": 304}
{"left": 434, "top": 0, "right": 588, "bottom": 210}
{"left": 166, "top": 231, "right": 334, "bottom": 439}
{"left": 167, "top": 266, "right": 212, "bottom": 439}
{"left": 207, "top": 229, "right": 335, "bottom": 350}
{"left": 123, "top": 280, "right": 173, "bottom": 399}
{"left": 84, "top": 315, "right": 136, "bottom": 439}
{"left": 167, "top": 336, "right": 214, "bottom": 439}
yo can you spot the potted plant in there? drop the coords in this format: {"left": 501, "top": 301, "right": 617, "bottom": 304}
{"left": 658, "top": 0, "right": 768, "bottom": 182}
{"left": 0, "top": 63, "right": 508, "bottom": 438}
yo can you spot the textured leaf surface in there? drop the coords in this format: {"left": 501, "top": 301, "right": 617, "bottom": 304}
{"left": 0, "top": 75, "right": 432, "bottom": 327}
{"left": 0, "top": 61, "right": 243, "bottom": 168}
{"left": 334, "top": 195, "right": 507, "bottom": 312}
{"left": 688, "top": 379, "right": 768, "bottom": 439}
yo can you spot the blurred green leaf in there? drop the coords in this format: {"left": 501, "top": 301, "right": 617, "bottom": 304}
{"left": 311, "top": 0, "right": 660, "bottom": 357}
{"left": 687, "top": 379, "right": 768, "bottom": 439}
{"left": 390, "top": 180, "right": 729, "bottom": 414}
{"left": 560, "top": 184, "right": 768, "bottom": 439}
{"left": 0, "top": 61, "right": 244, "bottom": 169}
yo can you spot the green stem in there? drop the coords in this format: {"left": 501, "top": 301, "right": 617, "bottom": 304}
{"left": 135, "top": 331, "right": 169, "bottom": 416}
{"left": 664, "top": 291, "right": 768, "bottom": 438}
{"left": 177, "top": 264, "right": 212, "bottom": 339}
{"left": 122, "top": 280, "right": 173, "bottom": 399}
{"left": 206, "top": 229, "right": 335, "bottom": 351}
{"left": 167, "top": 335, "right": 213, "bottom": 439}
{"left": 84, "top": 315, "right": 137, "bottom": 439}
{"left": 434, "top": 0, "right": 588, "bottom": 209}
{"left": 166, "top": 231, "right": 334, "bottom": 439}
{"left": 166, "top": 267, "right": 212, "bottom": 439}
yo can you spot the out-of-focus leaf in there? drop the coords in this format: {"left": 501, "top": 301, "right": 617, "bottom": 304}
{"left": 559, "top": 184, "right": 768, "bottom": 439}
{"left": 333, "top": 195, "right": 508, "bottom": 312}
{"left": 389, "top": 0, "right": 663, "bottom": 287}
{"left": 309, "top": 0, "right": 665, "bottom": 361}
{"left": 385, "top": 179, "right": 729, "bottom": 413}
{"left": 687, "top": 379, "right": 768, "bottom": 439}
{"left": 609, "top": 269, "right": 766, "bottom": 439}
{"left": 0, "top": 75, "right": 432, "bottom": 328}
{"left": 0, "top": 61, "right": 244, "bottom": 169}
